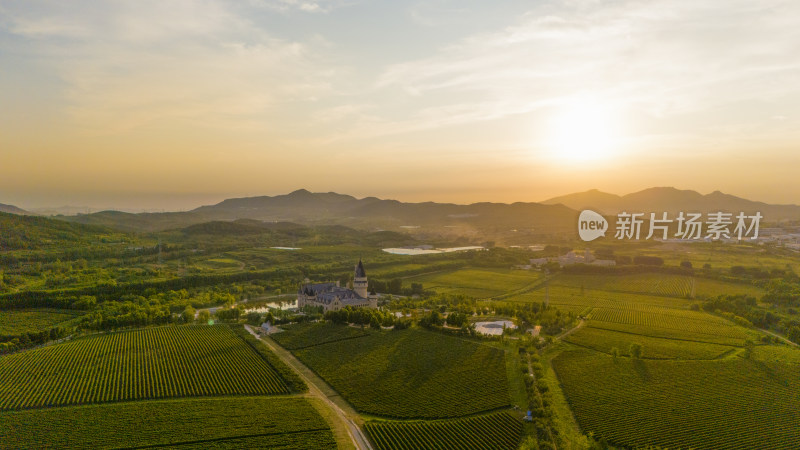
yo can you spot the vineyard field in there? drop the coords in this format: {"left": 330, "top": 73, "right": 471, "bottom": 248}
{"left": 0, "top": 325, "right": 290, "bottom": 410}
{"left": 588, "top": 307, "right": 747, "bottom": 339}
{"left": 364, "top": 411, "right": 522, "bottom": 450}
{"left": 291, "top": 328, "right": 511, "bottom": 418}
{"left": 692, "top": 277, "right": 764, "bottom": 298}
{"left": 551, "top": 273, "right": 694, "bottom": 297}
{"left": 0, "top": 396, "right": 335, "bottom": 449}
{"left": 552, "top": 348, "right": 800, "bottom": 449}
{"left": 587, "top": 321, "right": 750, "bottom": 347}
{"left": 403, "top": 268, "right": 540, "bottom": 298}
{"left": 508, "top": 285, "right": 694, "bottom": 311}
{"left": 563, "top": 326, "right": 736, "bottom": 360}
{"left": 271, "top": 321, "right": 370, "bottom": 350}
{"left": 0, "top": 308, "right": 82, "bottom": 336}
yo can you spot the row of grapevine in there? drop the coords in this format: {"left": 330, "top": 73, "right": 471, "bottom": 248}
{"left": 364, "top": 411, "right": 522, "bottom": 450}
{"left": 552, "top": 348, "right": 800, "bottom": 449}
{"left": 0, "top": 325, "right": 289, "bottom": 410}
{"left": 563, "top": 326, "right": 736, "bottom": 360}
{"left": 289, "top": 328, "right": 511, "bottom": 419}
{"left": 0, "top": 396, "right": 334, "bottom": 449}
{"left": 588, "top": 307, "right": 747, "bottom": 339}
{"left": 552, "top": 274, "right": 693, "bottom": 298}
{"left": 0, "top": 309, "right": 81, "bottom": 336}
{"left": 271, "top": 321, "right": 370, "bottom": 350}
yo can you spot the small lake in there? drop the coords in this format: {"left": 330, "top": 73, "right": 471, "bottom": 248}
{"left": 246, "top": 300, "right": 298, "bottom": 312}
{"left": 382, "top": 246, "right": 485, "bottom": 255}
{"left": 474, "top": 320, "right": 516, "bottom": 336}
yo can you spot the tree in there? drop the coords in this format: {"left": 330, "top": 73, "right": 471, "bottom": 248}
{"left": 680, "top": 260, "right": 693, "bottom": 269}
{"left": 181, "top": 306, "right": 196, "bottom": 323}
{"left": 246, "top": 311, "right": 263, "bottom": 326}
{"left": 198, "top": 309, "right": 210, "bottom": 323}
{"left": 629, "top": 343, "right": 642, "bottom": 359}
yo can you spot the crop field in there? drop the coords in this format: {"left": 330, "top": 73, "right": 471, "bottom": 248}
{"left": 290, "top": 328, "right": 510, "bottom": 418}
{"left": 509, "top": 285, "right": 694, "bottom": 313}
{"left": 0, "top": 396, "right": 335, "bottom": 449}
{"left": 0, "top": 325, "right": 290, "bottom": 410}
{"left": 588, "top": 307, "right": 747, "bottom": 339}
{"left": 364, "top": 411, "right": 522, "bottom": 450}
{"left": 552, "top": 347, "right": 800, "bottom": 449}
{"left": 692, "top": 277, "right": 764, "bottom": 299}
{"left": 563, "top": 326, "right": 736, "bottom": 360}
{"left": 271, "top": 321, "right": 371, "bottom": 349}
{"left": 552, "top": 350, "right": 800, "bottom": 448}
{"left": 752, "top": 345, "right": 800, "bottom": 364}
{"left": 587, "top": 321, "right": 751, "bottom": 346}
{"left": 197, "top": 257, "right": 243, "bottom": 270}
{"left": 551, "top": 273, "right": 695, "bottom": 298}
{"left": 404, "top": 268, "right": 540, "bottom": 298}
{"left": 0, "top": 308, "right": 82, "bottom": 336}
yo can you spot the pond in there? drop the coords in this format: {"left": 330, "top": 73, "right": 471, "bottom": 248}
{"left": 474, "top": 320, "right": 516, "bottom": 336}
{"left": 245, "top": 300, "right": 298, "bottom": 312}
{"left": 382, "top": 246, "right": 485, "bottom": 255}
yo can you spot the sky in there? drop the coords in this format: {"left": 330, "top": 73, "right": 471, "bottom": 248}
{"left": 1, "top": 0, "right": 799, "bottom": 210}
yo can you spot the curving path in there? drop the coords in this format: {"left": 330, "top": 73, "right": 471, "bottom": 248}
{"left": 244, "top": 325, "right": 373, "bottom": 450}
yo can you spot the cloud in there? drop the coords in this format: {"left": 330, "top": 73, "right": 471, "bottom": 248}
{"left": 1, "top": 0, "right": 338, "bottom": 134}
{"left": 369, "top": 0, "right": 800, "bottom": 140}
{"left": 250, "top": 0, "right": 352, "bottom": 14}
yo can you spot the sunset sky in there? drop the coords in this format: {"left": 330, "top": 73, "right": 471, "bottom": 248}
{"left": 2, "top": 0, "right": 799, "bottom": 210}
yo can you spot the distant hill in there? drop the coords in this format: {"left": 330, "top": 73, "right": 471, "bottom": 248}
{"left": 543, "top": 187, "right": 800, "bottom": 221}
{"left": 56, "top": 187, "right": 800, "bottom": 238}
{"left": 0, "top": 212, "right": 118, "bottom": 251}
{"left": 62, "top": 189, "right": 579, "bottom": 237}
{"left": 178, "top": 219, "right": 417, "bottom": 248}
{"left": 0, "top": 203, "right": 30, "bottom": 215}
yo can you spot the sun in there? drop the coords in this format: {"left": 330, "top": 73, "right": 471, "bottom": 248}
{"left": 547, "top": 96, "right": 621, "bottom": 163}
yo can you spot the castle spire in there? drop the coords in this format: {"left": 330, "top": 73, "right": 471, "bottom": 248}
{"left": 355, "top": 258, "right": 366, "bottom": 278}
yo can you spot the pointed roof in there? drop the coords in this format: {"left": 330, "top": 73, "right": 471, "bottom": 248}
{"left": 355, "top": 259, "right": 366, "bottom": 278}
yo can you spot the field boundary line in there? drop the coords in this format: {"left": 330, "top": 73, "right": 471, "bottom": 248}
{"left": 119, "top": 427, "right": 331, "bottom": 449}
{"left": 280, "top": 332, "right": 372, "bottom": 351}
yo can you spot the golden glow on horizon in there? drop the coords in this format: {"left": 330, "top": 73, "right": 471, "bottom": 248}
{"left": 547, "top": 97, "right": 621, "bottom": 164}
{"left": 2, "top": 1, "right": 800, "bottom": 208}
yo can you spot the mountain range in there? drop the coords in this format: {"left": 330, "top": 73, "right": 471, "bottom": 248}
{"left": 0, "top": 203, "right": 29, "bottom": 215}
{"left": 2, "top": 188, "right": 798, "bottom": 238}
{"left": 542, "top": 187, "right": 800, "bottom": 220}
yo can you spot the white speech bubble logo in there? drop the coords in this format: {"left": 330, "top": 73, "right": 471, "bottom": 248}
{"left": 578, "top": 210, "right": 608, "bottom": 241}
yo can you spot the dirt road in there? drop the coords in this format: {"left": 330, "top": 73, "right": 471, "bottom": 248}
{"left": 244, "top": 325, "right": 373, "bottom": 450}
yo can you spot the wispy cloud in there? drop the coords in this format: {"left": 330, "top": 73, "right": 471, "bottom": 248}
{"left": 364, "top": 0, "right": 800, "bottom": 142}
{"left": 250, "top": 0, "right": 353, "bottom": 14}
{"left": 1, "top": 1, "right": 339, "bottom": 134}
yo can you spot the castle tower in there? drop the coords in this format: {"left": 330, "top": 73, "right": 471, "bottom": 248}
{"left": 353, "top": 259, "right": 368, "bottom": 298}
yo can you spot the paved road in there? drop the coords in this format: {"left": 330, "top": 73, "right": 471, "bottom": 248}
{"left": 244, "top": 325, "right": 373, "bottom": 450}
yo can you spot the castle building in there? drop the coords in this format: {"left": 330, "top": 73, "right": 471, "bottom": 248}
{"left": 297, "top": 260, "right": 378, "bottom": 312}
